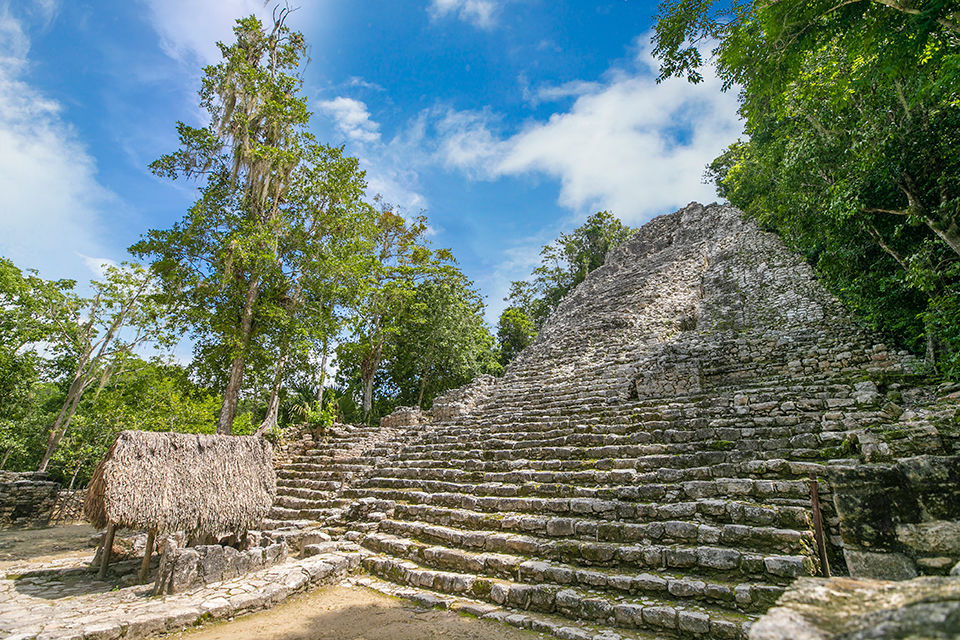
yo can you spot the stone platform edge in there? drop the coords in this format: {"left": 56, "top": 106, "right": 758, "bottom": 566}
{"left": 3, "top": 551, "right": 362, "bottom": 640}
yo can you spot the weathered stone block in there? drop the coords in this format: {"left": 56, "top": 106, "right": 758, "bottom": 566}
{"left": 844, "top": 549, "right": 918, "bottom": 580}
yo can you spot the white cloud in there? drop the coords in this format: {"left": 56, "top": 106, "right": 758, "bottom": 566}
{"left": 80, "top": 255, "right": 119, "bottom": 280}
{"left": 141, "top": 0, "right": 272, "bottom": 66}
{"left": 528, "top": 79, "right": 604, "bottom": 106}
{"left": 434, "top": 108, "right": 503, "bottom": 179}
{"left": 346, "top": 76, "right": 385, "bottom": 92}
{"left": 142, "top": 0, "right": 326, "bottom": 67}
{"left": 0, "top": 6, "right": 116, "bottom": 282}
{"left": 435, "top": 38, "right": 742, "bottom": 225}
{"left": 315, "top": 95, "right": 428, "bottom": 211}
{"left": 318, "top": 97, "right": 381, "bottom": 144}
{"left": 428, "top": 0, "right": 499, "bottom": 29}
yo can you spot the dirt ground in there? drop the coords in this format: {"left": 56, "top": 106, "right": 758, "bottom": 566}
{"left": 0, "top": 523, "right": 97, "bottom": 569}
{"left": 166, "top": 585, "right": 546, "bottom": 640}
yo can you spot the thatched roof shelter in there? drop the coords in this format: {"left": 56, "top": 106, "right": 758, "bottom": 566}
{"left": 84, "top": 431, "right": 276, "bottom": 538}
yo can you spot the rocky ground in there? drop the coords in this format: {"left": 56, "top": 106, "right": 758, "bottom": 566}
{"left": 0, "top": 525, "right": 546, "bottom": 640}
{"left": 0, "top": 525, "right": 363, "bottom": 640}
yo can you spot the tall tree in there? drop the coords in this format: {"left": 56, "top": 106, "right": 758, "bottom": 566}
{"left": 337, "top": 206, "right": 449, "bottom": 422}
{"left": 496, "top": 307, "right": 537, "bottom": 366}
{"left": 254, "top": 143, "right": 372, "bottom": 433}
{"left": 134, "top": 12, "right": 313, "bottom": 433}
{"left": 0, "top": 259, "right": 74, "bottom": 469}
{"left": 383, "top": 270, "right": 500, "bottom": 409}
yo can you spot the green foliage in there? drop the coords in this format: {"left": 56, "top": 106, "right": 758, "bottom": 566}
{"left": 380, "top": 270, "right": 501, "bottom": 411}
{"left": 496, "top": 308, "right": 537, "bottom": 366}
{"left": 654, "top": 0, "right": 960, "bottom": 377}
{"left": 498, "top": 211, "right": 633, "bottom": 363}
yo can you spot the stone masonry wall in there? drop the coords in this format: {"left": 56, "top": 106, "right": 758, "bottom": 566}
{"left": 154, "top": 540, "right": 289, "bottom": 594}
{"left": 829, "top": 455, "right": 960, "bottom": 579}
{"left": 0, "top": 471, "right": 60, "bottom": 529}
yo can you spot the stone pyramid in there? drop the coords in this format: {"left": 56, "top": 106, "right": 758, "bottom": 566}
{"left": 274, "top": 203, "right": 954, "bottom": 639}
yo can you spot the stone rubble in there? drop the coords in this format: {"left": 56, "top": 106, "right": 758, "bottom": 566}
{"left": 749, "top": 575, "right": 960, "bottom": 639}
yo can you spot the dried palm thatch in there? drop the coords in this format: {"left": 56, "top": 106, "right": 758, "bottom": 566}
{"left": 84, "top": 431, "right": 276, "bottom": 538}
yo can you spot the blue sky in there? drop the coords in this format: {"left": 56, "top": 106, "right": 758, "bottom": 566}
{"left": 0, "top": 0, "right": 741, "bottom": 324}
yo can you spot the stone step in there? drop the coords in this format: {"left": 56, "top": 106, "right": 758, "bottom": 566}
{"left": 366, "top": 461, "right": 825, "bottom": 492}
{"left": 362, "top": 531, "right": 784, "bottom": 613}
{"left": 387, "top": 456, "right": 830, "bottom": 479}
{"left": 375, "top": 518, "right": 815, "bottom": 583}
{"left": 277, "top": 482, "right": 341, "bottom": 496}
{"left": 276, "top": 494, "right": 343, "bottom": 510}
{"left": 278, "top": 464, "right": 374, "bottom": 478}
{"left": 390, "top": 499, "right": 811, "bottom": 537}
{"left": 353, "top": 574, "right": 669, "bottom": 640}
{"left": 284, "top": 457, "right": 383, "bottom": 469}
{"left": 347, "top": 477, "right": 815, "bottom": 517}
{"left": 362, "top": 554, "right": 752, "bottom": 639}
{"left": 260, "top": 517, "right": 319, "bottom": 530}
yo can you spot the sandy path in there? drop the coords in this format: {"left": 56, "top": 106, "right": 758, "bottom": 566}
{"left": 165, "top": 585, "right": 545, "bottom": 640}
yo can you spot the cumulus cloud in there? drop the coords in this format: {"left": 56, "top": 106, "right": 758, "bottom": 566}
{"left": 140, "top": 0, "right": 263, "bottom": 65}
{"left": 80, "top": 255, "right": 119, "bottom": 280}
{"left": 142, "top": 0, "right": 325, "bottom": 67}
{"left": 437, "top": 38, "right": 742, "bottom": 225}
{"left": 314, "top": 94, "right": 428, "bottom": 212}
{"left": 141, "top": 0, "right": 273, "bottom": 65}
{"left": 428, "top": 0, "right": 499, "bottom": 29}
{"left": 318, "top": 97, "right": 382, "bottom": 144}
{"left": 0, "top": 6, "right": 116, "bottom": 281}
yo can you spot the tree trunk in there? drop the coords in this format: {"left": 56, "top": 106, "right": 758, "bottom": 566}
{"left": 217, "top": 275, "right": 262, "bottom": 434}
{"left": 256, "top": 353, "right": 288, "bottom": 435}
{"left": 38, "top": 376, "right": 87, "bottom": 472}
{"left": 416, "top": 352, "right": 435, "bottom": 409}
{"left": 360, "top": 337, "right": 383, "bottom": 425}
{"left": 68, "top": 459, "right": 83, "bottom": 491}
{"left": 0, "top": 447, "right": 11, "bottom": 470}
{"left": 924, "top": 313, "right": 938, "bottom": 371}
{"left": 316, "top": 341, "right": 329, "bottom": 402}
{"left": 362, "top": 372, "right": 375, "bottom": 424}
{"left": 217, "top": 355, "right": 245, "bottom": 435}
{"left": 928, "top": 216, "right": 960, "bottom": 258}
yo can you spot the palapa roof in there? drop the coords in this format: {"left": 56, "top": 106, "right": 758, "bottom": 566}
{"left": 84, "top": 430, "right": 276, "bottom": 536}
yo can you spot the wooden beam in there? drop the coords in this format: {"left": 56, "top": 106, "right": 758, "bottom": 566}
{"left": 98, "top": 523, "right": 116, "bottom": 579}
{"left": 139, "top": 529, "right": 156, "bottom": 584}
{"left": 809, "top": 473, "right": 831, "bottom": 577}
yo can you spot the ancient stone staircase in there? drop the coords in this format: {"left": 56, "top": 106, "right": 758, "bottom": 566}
{"left": 268, "top": 203, "right": 954, "bottom": 639}
{"left": 265, "top": 422, "right": 425, "bottom": 532}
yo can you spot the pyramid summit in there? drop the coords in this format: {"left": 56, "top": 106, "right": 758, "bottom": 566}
{"left": 266, "top": 202, "right": 959, "bottom": 640}
{"left": 505, "top": 201, "right": 916, "bottom": 406}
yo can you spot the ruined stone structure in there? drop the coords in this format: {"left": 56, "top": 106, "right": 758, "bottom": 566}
{"left": 0, "top": 471, "right": 61, "bottom": 529}
{"left": 270, "top": 203, "right": 959, "bottom": 639}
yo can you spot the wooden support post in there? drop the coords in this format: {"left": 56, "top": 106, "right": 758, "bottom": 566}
{"left": 809, "top": 473, "right": 831, "bottom": 577}
{"left": 98, "top": 523, "right": 116, "bottom": 579}
{"left": 139, "top": 529, "right": 156, "bottom": 584}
